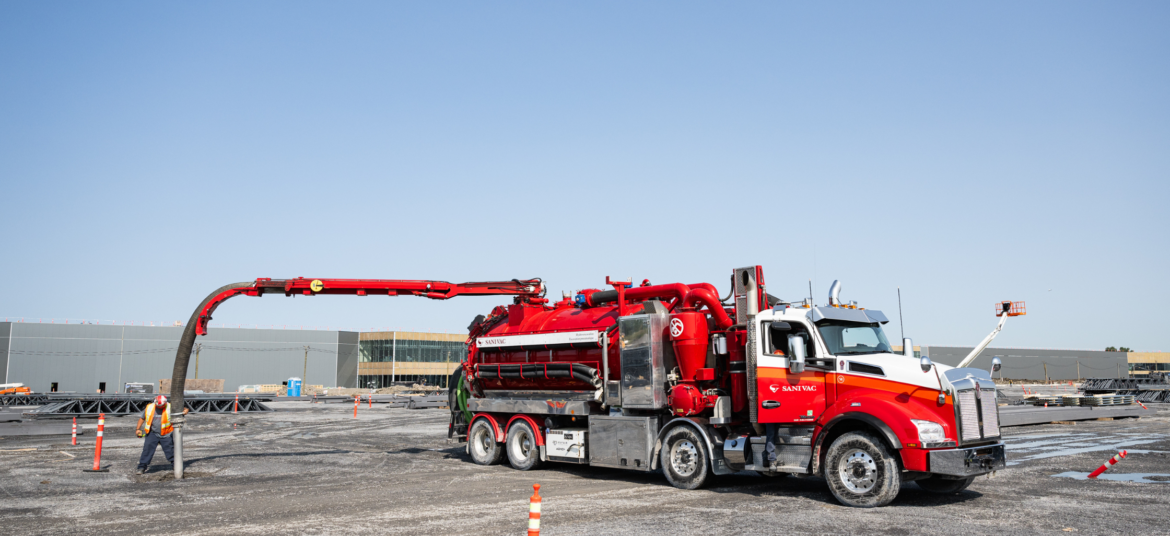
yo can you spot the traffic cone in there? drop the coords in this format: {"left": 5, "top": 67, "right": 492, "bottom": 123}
{"left": 354, "top": 396, "right": 358, "bottom": 418}
{"left": 528, "top": 483, "right": 542, "bottom": 536}
{"left": 72, "top": 417, "right": 77, "bottom": 446}
{"left": 82, "top": 413, "right": 109, "bottom": 472}
{"left": 1088, "top": 450, "right": 1127, "bottom": 478}
{"left": 234, "top": 394, "right": 239, "bottom": 414}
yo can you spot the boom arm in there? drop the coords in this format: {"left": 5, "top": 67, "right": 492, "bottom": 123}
{"left": 194, "top": 277, "right": 544, "bottom": 336}
{"left": 168, "top": 276, "right": 543, "bottom": 482}
{"left": 956, "top": 302, "right": 1015, "bottom": 369}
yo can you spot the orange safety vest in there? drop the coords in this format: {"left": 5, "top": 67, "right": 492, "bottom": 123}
{"left": 143, "top": 403, "right": 173, "bottom": 436}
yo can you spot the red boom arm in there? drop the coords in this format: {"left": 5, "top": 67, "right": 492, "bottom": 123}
{"left": 194, "top": 277, "right": 544, "bottom": 335}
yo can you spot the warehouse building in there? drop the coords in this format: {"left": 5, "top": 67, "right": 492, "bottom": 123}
{"left": 0, "top": 322, "right": 360, "bottom": 392}
{"left": 918, "top": 346, "right": 1130, "bottom": 381}
{"left": 1, "top": 320, "right": 1157, "bottom": 389}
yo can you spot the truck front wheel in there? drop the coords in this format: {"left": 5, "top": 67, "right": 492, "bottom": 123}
{"left": 468, "top": 419, "right": 504, "bottom": 465}
{"left": 660, "top": 426, "right": 712, "bottom": 490}
{"left": 916, "top": 475, "right": 975, "bottom": 494}
{"left": 506, "top": 420, "right": 544, "bottom": 471}
{"left": 824, "top": 431, "right": 901, "bottom": 508}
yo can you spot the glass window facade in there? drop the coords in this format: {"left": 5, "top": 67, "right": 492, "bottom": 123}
{"left": 360, "top": 338, "right": 466, "bottom": 363}
{"left": 358, "top": 333, "right": 466, "bottom": 389}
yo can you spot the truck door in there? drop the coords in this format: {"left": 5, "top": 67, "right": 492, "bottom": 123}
{"left": 756, "top": 320, "right": 827, "bottom": 424}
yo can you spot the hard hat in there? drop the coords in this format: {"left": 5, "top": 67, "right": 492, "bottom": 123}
{"left": 155, "top": 395, "right": 167, "bottom": 406}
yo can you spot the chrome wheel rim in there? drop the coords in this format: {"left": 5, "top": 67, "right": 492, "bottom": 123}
{"left": 511, "top": 429, "right": 533, "bottom": 460}
{"left": 472, "top": 426, "right": 492, "bottom": 457}
{"left": 837, "top": 448, "right": 877, "bottom": 494}
{"left": 670, "top": 440, "right": 699, "bottom": 476}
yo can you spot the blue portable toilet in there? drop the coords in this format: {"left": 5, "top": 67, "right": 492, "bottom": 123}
{"left": 287, "top": 377, "right": 302, "bottom": 397}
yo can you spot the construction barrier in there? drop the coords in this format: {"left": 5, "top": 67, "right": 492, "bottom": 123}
{"left": 1088, "top": 450, "right": 1127, "bottom": 479}
{"left": 83, "top": 413, "right": 108, "bottom": 472}
{"left": 528, "top": 483, "right": 542, "bottom": 536}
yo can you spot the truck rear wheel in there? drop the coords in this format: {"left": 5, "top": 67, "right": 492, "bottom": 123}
{"left": 824, "top": 431, "right": 901, "bottom": 508}
{"left": 660, "top": 426, "right": 712, "bottom": 490}
{"left": 916, "top": 475, "right": 975, "bottom": 494}
{"left": 506, "top": 420, "right": 544, "bottom": 471}
{"left": 469, "top": 419, "right": 504, "bottom": 465}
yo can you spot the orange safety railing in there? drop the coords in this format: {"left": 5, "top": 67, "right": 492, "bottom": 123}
{"left": 996, "top": 301, "right": 1026, "bottom": 317}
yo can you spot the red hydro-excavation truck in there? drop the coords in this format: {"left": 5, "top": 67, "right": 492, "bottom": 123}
{"left": 176, "top": 266, "right": 1012, "bottom": 506}
{"left": 450, "top": 266, "right": 1009, "bottom": 507}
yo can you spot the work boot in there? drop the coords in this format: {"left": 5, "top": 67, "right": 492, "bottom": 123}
{"left": 135, "top": 467, "right": 144, "bottom": 475}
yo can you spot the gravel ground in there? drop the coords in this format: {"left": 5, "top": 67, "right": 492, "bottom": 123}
{"left": 1, "top": 402, "right": 1167, "bottom": 535}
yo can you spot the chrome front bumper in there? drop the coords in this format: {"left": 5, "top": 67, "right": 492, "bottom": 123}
{"left": 929, "top": 442, "right": 1006, "bottom": 477}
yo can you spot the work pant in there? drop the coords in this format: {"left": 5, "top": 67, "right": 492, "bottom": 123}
{"left": 138, "top": 431, "right": 174, "bottom": 469}
{"left": 764, "top": 423, "right": 779, "bottom": 463}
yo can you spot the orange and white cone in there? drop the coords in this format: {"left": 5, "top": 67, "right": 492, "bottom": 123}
{"left": 72, "top": 417, "right": 77, "bottom": 446}
{"left": 83, "top": 413, "right": 108, "bottom": 472}
{"left": 1088, "top": 450, "right": 1127, "bottom": 479}
{"left": 354, "top": 396, "right": 359, "bottom": 418}
{"left": 234, "top": 394, "right": 239, "bottom": 414}
{"left": 528, "top": 483, "right": 541, "bottom": 536}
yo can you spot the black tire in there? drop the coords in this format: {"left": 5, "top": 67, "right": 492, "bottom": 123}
{"left": 660, "top": 426, "right": 713, "bottom": 490}
{"left": 468, "top": 419, "right": 504, "bottom": 465}
{"left": 916, "top": 475, "right": 975, "bottom": 494}
{"left": 824, "top": 431, "right": 901, "bottom": 508}
{"left": 505, "top": 420, "right": 544, "bottom": 471}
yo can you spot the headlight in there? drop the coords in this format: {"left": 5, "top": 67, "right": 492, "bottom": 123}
{"left": 911, "top": 419, "right": 946, "bottom": 443}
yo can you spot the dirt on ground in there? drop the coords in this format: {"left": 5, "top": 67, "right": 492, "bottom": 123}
{"left": 1, "top": 403, "right": 1167, "bottom": 535}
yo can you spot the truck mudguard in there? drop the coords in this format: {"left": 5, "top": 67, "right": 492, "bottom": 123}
{"left": 650, "top": 417, "right": 733, "bottom": 475}
{"left": 505, "top": 414, "right": 545, "bottom": 446}
{"left": 472, "top": 413, "right": 505, "bottom": 443}
{"left": 812, "top": 412, "right": 903, "bottom": 475}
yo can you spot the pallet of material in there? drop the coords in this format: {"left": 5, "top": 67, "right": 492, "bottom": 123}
{"left": 1080, "top": 394, "right": 1136, "bottom": 406}
{"left": 1024, "top": 395, "right": 1063, "bottom": 406}
{"left": 1060, "top": 396, "right": 1085, "bottom": 407}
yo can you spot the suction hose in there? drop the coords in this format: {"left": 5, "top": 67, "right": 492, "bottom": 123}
{"left": 169, "top": 282, "right": 253, "bottom": 480}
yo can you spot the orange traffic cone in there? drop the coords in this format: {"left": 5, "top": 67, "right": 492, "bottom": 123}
{"left": 528, "top": 483, "right": 542, "bottom": 536}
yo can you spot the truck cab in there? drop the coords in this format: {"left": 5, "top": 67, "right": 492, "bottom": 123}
{"left": 743, "top": 302, "right": 1006, "bottom": 506}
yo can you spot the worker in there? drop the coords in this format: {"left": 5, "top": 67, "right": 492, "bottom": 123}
{"left": 765, "top": 344, "right": 785, "bottom": 467}
{"left": 134, "top": 395, "right": 189, "bottom": 475}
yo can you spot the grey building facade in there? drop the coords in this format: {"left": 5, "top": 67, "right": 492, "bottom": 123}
{"left": 0, "top": 322, "right": 359, "bottom": 392}
{"left": 924, "top": 346, "right": 1127, "bottom": 381}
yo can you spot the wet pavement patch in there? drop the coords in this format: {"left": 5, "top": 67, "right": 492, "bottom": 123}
{"left": 1052, "top": 471, "right": 1170, "bottom": 483}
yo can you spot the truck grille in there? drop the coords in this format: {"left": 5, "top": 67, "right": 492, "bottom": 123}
{"left": 981, "top": 389, "right": 1000, "bottom": 438}
{"left": 957, "top": 390, "right": 981, "bottom": 442}
{"left": 956, "top": 387, "right": 1001, "bottom": 443}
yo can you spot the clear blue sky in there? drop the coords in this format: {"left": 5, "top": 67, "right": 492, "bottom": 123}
{"left": 1, "top": 2, "right": 1167, "bottom": 351}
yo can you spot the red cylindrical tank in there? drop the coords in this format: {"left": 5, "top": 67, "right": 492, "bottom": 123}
{"left": 669, "top": 384, "right": 705, "bottom": 416}
{"left": 668, "top": 311, "right": 709, "bottom": 382}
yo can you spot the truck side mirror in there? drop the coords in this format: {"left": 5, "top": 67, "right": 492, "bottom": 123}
{"left": 991, "top": 356, "right": 1002, "bottom": 374}
{"left": 788, "top": 335, "right": 806, "bottom": 374}
{"left": 920, "top": 355, "right": 933, "bottom": 373}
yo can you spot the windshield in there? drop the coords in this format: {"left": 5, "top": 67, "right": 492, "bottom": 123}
{"left": 816, "top": 320, "right": 892, "bottom": 355}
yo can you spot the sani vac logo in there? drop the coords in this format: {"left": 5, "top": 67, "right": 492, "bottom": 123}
{"left": 769, "top": 384, "right": 818, "bottom": 393}
{"left": 670, "top": 318, "right": 685, "bottom": 338}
